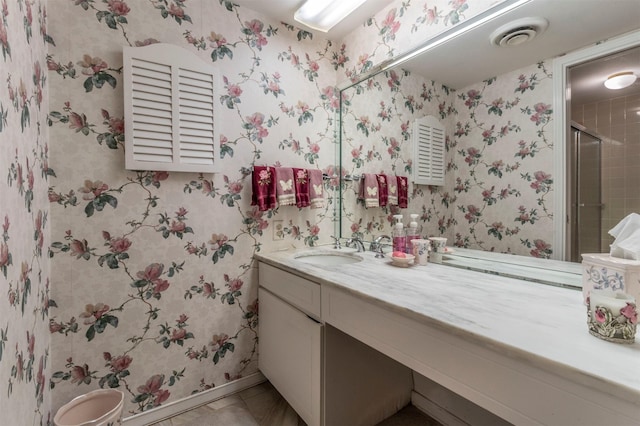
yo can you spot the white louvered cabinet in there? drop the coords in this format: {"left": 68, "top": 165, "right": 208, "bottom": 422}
{"left": 123, "top": 43, "right": 220, "bottom": 173}
{"left": 412, "top": 115, "right": 445, "bottom": 186}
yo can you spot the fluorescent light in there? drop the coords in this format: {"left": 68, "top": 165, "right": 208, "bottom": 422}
{"left": 604, "top": 72, "right": 637, "bottom": 90}
{"left": 383, "top": 0, "right": 532, "bottom": 70}
{"left": 295, "top": 0, "right": 368, "bottom": 32}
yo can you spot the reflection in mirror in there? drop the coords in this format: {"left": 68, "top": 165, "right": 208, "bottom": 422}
{"left": 338, "top": 0, "right": 640, "bottom": 261}
{"left": 567, "top": 45, "right": 640, "bottom": 262}
{"left": 340, "top": 60, "right": 555, "bottom": 257}
{"left": 339, "top": 68, "right": 455, "bottom": 242}
{"left": 552, "top": 30, "right": 640, "bottom": 261}
{"left": 441, "top": 247, "right": 582, "bottom": 289}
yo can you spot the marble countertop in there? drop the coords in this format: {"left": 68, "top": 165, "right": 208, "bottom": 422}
{"left": 255, "top": 246, "right": 640, "bottom": 407}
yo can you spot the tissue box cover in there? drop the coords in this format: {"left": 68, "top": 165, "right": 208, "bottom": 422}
{"left": 581, "top": 253, "right": 640, "bottom": 304}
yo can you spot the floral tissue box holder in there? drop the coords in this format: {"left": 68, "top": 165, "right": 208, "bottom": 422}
{"left": 581, "top": 253, "right": 640, "bottom": 306}
{"left": 587, "top": 290, "right": 637, "bottom": 343}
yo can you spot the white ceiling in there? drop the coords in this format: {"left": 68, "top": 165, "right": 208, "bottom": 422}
{"left": 231, "top": 0, "right": 640, "bottom": 102}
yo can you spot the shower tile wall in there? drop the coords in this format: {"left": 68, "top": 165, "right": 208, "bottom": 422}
{"left": 572, "top": 93, "right": 640, "bottom": 252}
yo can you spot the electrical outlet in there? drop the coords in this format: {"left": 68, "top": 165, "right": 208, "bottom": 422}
{"left": 273, "top": 220, "right": 284, "bottom": 240}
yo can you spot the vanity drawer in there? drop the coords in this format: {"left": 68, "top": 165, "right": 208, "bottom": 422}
{"left": 258, "top": 262, "right": 321, "bottom": 319}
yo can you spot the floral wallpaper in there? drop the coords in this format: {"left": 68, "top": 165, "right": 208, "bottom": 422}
{"left": 46, "top": 0, "right": 342, "bottom": 418}
{"left": 0, "top": 0, "right": 559, "bottom": 422}
{"left": 0, "top": 0, "right": 52, "bottom": 424}
{"left": 341, "top": 61, "right": 554, "bottom": 257}
{"left": 453, "top": 64, "right": 554, "bottom": 256}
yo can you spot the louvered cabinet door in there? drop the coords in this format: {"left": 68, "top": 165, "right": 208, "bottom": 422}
{"left": 412, "top": 115, "right": 445, "bottom": 186}
{"left": 124, "top": 44, "right": 219, "bottom": 173}
{"left": 127, "top": 59, "right": 174, "bottom": 164}
{"left": 177, "top": 68, "right": 216, "bottom": 167}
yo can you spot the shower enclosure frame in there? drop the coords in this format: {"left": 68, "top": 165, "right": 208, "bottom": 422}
{"left": 569, "top": 122, "right": 603, "bottom": 262}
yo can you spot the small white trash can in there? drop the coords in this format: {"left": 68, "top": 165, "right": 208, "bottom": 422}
{"left": 54, "top": 389, "right": 124, "bottom": 426}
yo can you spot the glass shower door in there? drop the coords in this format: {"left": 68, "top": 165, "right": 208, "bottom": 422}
{"left": 571, "top": 126, "right": 603, "bottom": 262}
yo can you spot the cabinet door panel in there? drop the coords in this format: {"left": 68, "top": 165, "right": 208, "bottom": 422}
{"left": 259, "top": 288, "right": 322, "bottom": 426}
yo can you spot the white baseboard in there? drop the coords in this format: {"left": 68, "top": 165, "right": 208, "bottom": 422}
{"left": 411, "top": 390, "right": 468, "bottom": 426}
{"left": 123, "top": 372, "right": 266, "bottom": 426}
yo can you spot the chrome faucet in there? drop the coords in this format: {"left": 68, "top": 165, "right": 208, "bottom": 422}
{"left": 345, "top": 237, "right": 366, "bottom": 252}
{"left": 330, "top": 235, "right": 342, "bottom": 249}
{"left": 370, "top": 235, "right": 391, "bottom": 258}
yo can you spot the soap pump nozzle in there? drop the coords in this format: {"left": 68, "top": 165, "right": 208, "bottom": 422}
{"left": 409, "top": 214, "right": 419, "bottom": 229}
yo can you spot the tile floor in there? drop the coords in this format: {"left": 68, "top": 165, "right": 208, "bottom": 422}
{"left": 150, "top": 381, "right": 440, "bottom": 426}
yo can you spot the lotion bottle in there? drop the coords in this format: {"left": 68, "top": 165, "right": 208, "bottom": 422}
{"left": 406, "top": 214, "right": 420, "bottom": 254}
{"left": 392, "top": 215, "right": 406, "bottom": 254}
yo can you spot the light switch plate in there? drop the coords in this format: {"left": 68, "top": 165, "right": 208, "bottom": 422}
{"left": 273, "top": 220, "right": 284, "bottom": 240}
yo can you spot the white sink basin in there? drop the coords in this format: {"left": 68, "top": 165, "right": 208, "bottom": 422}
{"left": 295, "top": 251, "right": 363, "bottom": 266}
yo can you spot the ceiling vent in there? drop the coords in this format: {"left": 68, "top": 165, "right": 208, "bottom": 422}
{"left": 489, "top": 17, "right": 548, "bottom": 47}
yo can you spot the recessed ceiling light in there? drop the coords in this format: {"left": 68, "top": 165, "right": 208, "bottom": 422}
{"left": 295, "top": 0, "right": 368, "bottom": 33}
{"left": 604, "top": 71, "right": 637, "bottom": 90}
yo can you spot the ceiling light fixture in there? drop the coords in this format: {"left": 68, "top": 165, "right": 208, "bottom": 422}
{"left": 294, "top": 0, "right": 368, "bottom": 33}
{"left": 604, "top": 71, "right": 637, "bottom": 90}
{"left": 380, "top": 0, "right": 532, "bottom": 72}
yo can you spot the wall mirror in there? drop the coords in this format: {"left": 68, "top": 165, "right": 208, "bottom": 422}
{"left": 337, "top": 0, "right": 640, "bottom": 271}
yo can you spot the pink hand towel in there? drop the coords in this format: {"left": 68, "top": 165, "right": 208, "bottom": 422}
{"left": 376, "top": 174, "right": 388, "bottom": 207}
{"left": 387, "top": 174, "right": 398, "bottom": 206}
{"left": 293, "top": 168, "right": 310, "bottom": 208}
{"left": 251, "top": 166, "right": 276, "bottom": 211}
{"left": 397, "top": 175, "right": 408, "bottom": 208}
{"left": 275, "top": 167, "right": 295, "bottom": 206}
{"left": 308, "top": 169, "right": 325, "bottom": 209}
{"left": 359, "top": 173, "right": 379, "bottom": 208}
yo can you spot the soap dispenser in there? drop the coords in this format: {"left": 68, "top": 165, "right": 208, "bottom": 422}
{"left": 406, "top": 214, "right": 420, "bottom": 254}
{"left": 392, "top": 215, "right": 406, "bottom": 254}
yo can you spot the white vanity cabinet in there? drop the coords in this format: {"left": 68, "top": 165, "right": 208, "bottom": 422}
{"left": 258, "top": 263, "right": 322, "bottom": 426}
{"left": 258, "top": 262, "right": 414, "bottom": 426}
{"left": 257, "top": 250, "right": 640, "bottom": 426}
{"left": 259, "top": 252, "right": 640, "bottom": 426}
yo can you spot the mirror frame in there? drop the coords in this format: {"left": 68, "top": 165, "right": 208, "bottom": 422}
{"left": 552, "top": 29, "right": 640, "bottom": 260}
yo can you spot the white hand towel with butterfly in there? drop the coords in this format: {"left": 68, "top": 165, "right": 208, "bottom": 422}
{"left": 308, "top": 169, "right": 325, "bottom": 209}
{"left": 387, "top": 174, "right": 398, "bottom": 206}
{"left": 362, "top": 173, "right": 380, "bottom": 208}
{"left": 275, "top": 167, "right": 295, "bottom": 206}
